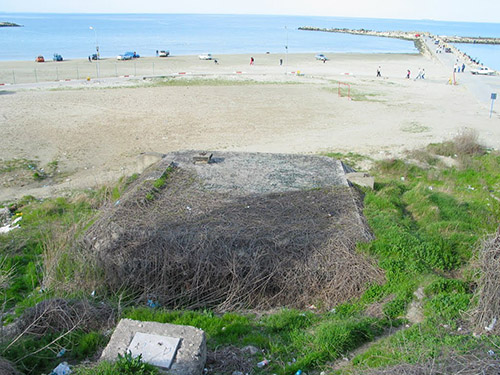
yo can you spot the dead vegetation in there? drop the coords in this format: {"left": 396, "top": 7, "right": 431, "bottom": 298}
{"left": 74, "top": 165, "right": 383, "bottom": 311}
{"left": 205, "top": 346, "right": 256, "bottom": 375}
{"left": 356, "top": 349, "right": 500, "bottom": 375}
{"left": 15, "top": 298, "right": 115, "bottom": 337}
{"left": 0, "top": 357, "right": 19, "bottom": 375}
{"left": 472, "top": 226, "right": 500, "bottom": 334}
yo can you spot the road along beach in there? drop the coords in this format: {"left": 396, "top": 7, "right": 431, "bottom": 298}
{"left": 0, "top": 51, "right": 499, "bottom": 202}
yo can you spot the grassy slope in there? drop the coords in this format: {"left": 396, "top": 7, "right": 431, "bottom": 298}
{"left": 0, "top": 142, "right": 499, "bottom": 374}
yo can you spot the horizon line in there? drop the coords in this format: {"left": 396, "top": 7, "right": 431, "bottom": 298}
{"left": 1, "top": 11, "right": 499, "bottom": 25}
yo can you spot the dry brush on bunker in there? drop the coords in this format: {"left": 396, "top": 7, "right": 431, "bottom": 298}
{"left": 69, "top": 154, "right": 384, "bottom": 311}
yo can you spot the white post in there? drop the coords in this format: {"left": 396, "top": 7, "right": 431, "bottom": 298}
{"left": 285, "top": 26, "right": 288, "bottom": 75}
{"left": 90, "top": 26, "right": 100, "bottom": 78}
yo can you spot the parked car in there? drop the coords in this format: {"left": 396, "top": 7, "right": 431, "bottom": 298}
{"left": 91, "top": 54, "right": 99, "bottom": 60}
{"left": 53, "top": 53, "right": 63, "bottom": 61}
{"left": 117, "top": 54, "right": 132, "bottom": 60}
{"left": 444, "top": 47, "right": 452, "bottom": 53}
{"left": 198, "top": 53, "right": 213, "bottom": 60}
{"left": 117, "top": 52, "right": 140, "bottom": 60}
{"left": 315, "top": 54, "right": 328, "bottom": 61}
{"left": 159, "top": 50, "right": 170, "bottom": 57}
{"left": 35, "top": 55, "right": 44, "bottom": 62}
{"left": 470, "top": 66, "right": 496, "bottom": 75}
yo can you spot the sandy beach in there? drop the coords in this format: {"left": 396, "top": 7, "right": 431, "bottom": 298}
{"left": 1, "top": 51, "right": 499, "bottom": 202}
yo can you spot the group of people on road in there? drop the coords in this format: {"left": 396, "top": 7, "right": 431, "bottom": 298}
{"left": 376, "top": 66, "right": 426, "bottom": 80}
{"left": 454, "top": 62, "right": 466, "bottom": 73}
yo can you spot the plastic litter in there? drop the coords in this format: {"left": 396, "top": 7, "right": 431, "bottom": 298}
{"left": 295, "top": 370, "right": 303, "bottom": 375}
{"left": 50, "top": 362, "right": 71, "bottom": 375}
{"left": 488, "top": 350, "right": 495, "bottom": 356}
{"left": 56, "top": 348, "right": 66, "bottom": 357}
{"left": 485, "top": 317, "right": 497, "bottom": 332}
{"left": 147, "top": 299, "right": 159, "bottom": 308}
{"left": 257, "top": 359, "right": 269, "bottom": 368}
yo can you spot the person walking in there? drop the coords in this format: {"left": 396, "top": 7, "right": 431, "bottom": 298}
{"left": 280, "top": 58, "right": 283, "bottom": 66}
{"left": 250, "top": 57, "right": 254, "bottom": 65}
{"left": 376, "top": 66, "right": 381, "bottom": 77}
{"left": 406, "top": 69, "right": 411, "bottom": 79}
{"left": 88, "top": 55, "right": 91, "bottom": 62}
{"left": 462, "top": 63, "right": 466, "bottom": 73}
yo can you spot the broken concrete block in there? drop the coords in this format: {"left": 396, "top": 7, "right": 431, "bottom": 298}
{"left": 345, "top": 172, "right": 375, "bottom": 189}
{"left": 101, "top": 319, "right": 206, "bottom": 375}
{"left": 192, "top": 152, "right": 213, "bottom": 164}
{"left": 136, "top": 152, "right": 166, "bottom": 174}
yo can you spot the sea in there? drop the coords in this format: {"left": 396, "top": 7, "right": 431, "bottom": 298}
{"left": 1, "top": 13, "right": 499, "bottom": 70}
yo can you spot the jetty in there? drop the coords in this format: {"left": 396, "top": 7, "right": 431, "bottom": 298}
{"left": 0, "top": 22, "right": 21, "bottom": 27}
{"left": 298, "top": 27, "right": 500, "bottom": 45}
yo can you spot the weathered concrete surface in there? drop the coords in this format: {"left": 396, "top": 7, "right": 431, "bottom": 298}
{"left": 136, "top": 152, "right": 167, "bottom": 175}
{"left": 164, "top": 150, "right": 349, "bottom": 195}
{"left": 101, "top": 319, "right": 206, "bottom": 375}
{"left": 346, "top": 172, "right": 375, "bottom": 189}
{"left": 128, "top": 332, "right": 180, "bottom": 369}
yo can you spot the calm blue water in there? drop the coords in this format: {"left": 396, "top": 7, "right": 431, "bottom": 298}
{"left": 0, "top": 13, "right": 499, "bottom": 70}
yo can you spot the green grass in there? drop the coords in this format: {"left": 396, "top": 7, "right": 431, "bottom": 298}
{"left": 121, "top": 307, "right": 391, "bottom": 374}
{"left": 74, "top": 351, "right": 159, "bottom": 375}
{"left": 0, "top": 158, "right": 38, "bottom": 174}
{"left": 324, "top": 82, "right": 383, "bottom": 102}
{"left": 1, "top": 141, "right": 499, "bottom": 374}
{"left": 1, "top": 329, "right": 109, "bottom": 375}
{"left": 151, "top": 77, "right": 300, "bottom": 87}
{"left": 350, "top": 322, "right": 491, "bottom": 370}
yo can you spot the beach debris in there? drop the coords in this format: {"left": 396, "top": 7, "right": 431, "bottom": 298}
{"left": 257, "top": 359, "right": 269, "bottom": 368}
{"left": 50, "top": 362, "right": 71, "bottom": 375}
{"left": 485, "top": 317, "right": 497, "bottom": 332}
{"left": 147, "top": 299, "right": 159, "bottom": 308}
{"left": 0, "top": 215, "right": 22, "bottom": 234}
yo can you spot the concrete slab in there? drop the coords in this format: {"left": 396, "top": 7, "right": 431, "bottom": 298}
{"left": 346, "top": 172, "right": 375, "bottom": 189}
{"left": 165, "top": 151, "right": 349, "bottom": 195}
{"left": 127, "top": 332, "right": 180, "bottom": 369}
{"left": 101, "top": 319, "right": 206, "bottom": 375}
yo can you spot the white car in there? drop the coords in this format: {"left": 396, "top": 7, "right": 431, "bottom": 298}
{"left": 198, "top": 53, "right": 213, "bottom": 60}
{"left": 471, "top": 67, "right": 496, "bottom": 75}
{"left": 315, "top": 54, "right": 328, "bottom": 61}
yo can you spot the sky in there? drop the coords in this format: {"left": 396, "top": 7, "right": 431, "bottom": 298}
{"left": 2, "top": 0, "right": 500, "bottom": 23}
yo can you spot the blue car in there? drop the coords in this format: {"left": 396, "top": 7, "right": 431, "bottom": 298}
{"left": 117, "top": 51, "right": 140, "bottom": 60}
